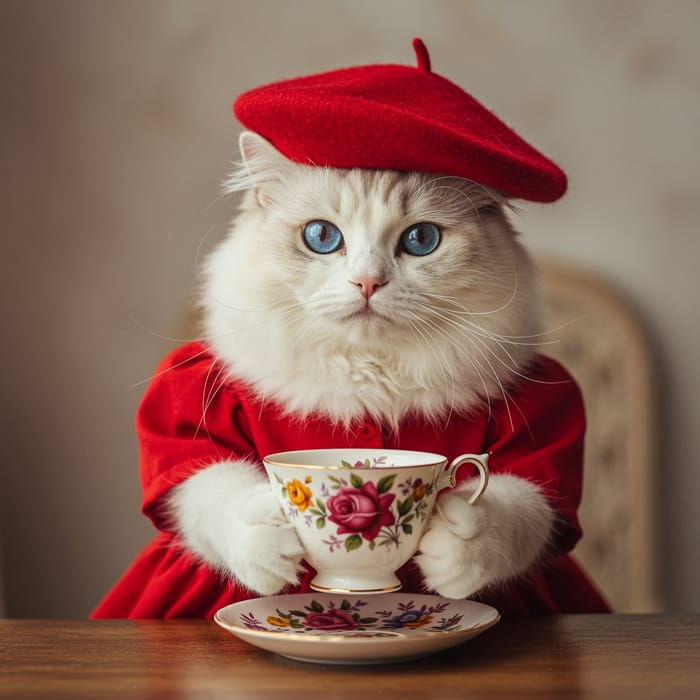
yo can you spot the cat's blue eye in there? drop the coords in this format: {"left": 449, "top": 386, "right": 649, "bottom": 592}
{"left": 400, "top": 222, "right": 441, "bottom": 256}
{"left": 302, "top": 220, "right": 344, "bottom": 254}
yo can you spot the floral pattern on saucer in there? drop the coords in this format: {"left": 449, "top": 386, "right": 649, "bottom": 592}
{"left": 239, "top": 596, "right": 462, "bottom": 635}
{"left": 214, "top": 593, "right": 501, "bottom": 665}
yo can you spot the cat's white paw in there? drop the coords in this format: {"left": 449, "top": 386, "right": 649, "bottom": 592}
{"left": 415, "top": 474, "right": 556, "bottom": 599}
{"left": 170, "top": 460, "right": 305, "bottom": 595}
{"left": 415, "top": 494, "right": 491, "bottom": 599}
{"left": 223, "top": 484, "right": 306, "bottom": 595}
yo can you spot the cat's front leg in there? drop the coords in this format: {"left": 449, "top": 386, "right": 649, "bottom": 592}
{"left": 169, "top": 460, "right": 305, "bottom": 595}
{"left": 414, "top": 474, "right": 556, "bottom": 599}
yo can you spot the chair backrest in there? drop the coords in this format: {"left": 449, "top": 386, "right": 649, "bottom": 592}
{"left": 538, "top": 258, "right": 661, "bottom": 612}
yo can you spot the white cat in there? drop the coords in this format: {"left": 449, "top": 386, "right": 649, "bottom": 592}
{"left": 169, "top": 131, "right": 556, "bottom": 599}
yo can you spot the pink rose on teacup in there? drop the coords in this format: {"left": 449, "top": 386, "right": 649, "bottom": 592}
{"left": 326, "top": 482, "right": 395, "bottom": 541}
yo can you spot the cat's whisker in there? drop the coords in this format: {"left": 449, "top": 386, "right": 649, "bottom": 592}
{"left": 414, "top": 300, "right": 569, "bottom": 392}
{"left": 416, "top": 296, "right": 565, "bottom": 352}
{"left": 418, "top": 275, "right": 521, "bottom": 318}
{"left": 208, "top": 294, "right": 313, "bottom": 315}
{"left": 461, "top": 265, "right": 521, "bottom": 317}
{"left": 402, "top": 311, "right": 457, "bottom": 426}
{"left": 426, "top": 183, "right": 494, "bottom": 232}
{"left": 127, "top": 315, "right": 202, "bottom": 345}
{"left": 408, "top": 311, "right": 495, "bottom": 421}
{"left": 204, "top": 295, "right": 311, "bottom": 345}
{"left": 202, "top": 175, "right": 242, "bottom": 212}
{"left": 410, "top": 305, "right": 523, "bottom": 431}
{"left": 419, "top": 289, "right": 585, "bottom": 344}
{"left": 194, "top": 307, "right": 310, "bottom": 428}
{"left": 129, "top": 346, "right": 212, "bottom": 388}
{"left": 415, "top": 290, "right": 536, "bottom": 339}
{"left": 467, "top": 342, "right": 516, "bottom": 432}
{"left": 195, "top": 360, "right": 229, "bottom": 440}
{"left": 274, "top": 312, "right": 317, "bottom": 362}
{"left": 413, "top": 175, "right": 504, "bottom": 228}
{"left": 424, "top": 295, "right": 586, "bottom": 347}
{"left": 413, "top": 299, "right": 549, "bottom": 349}
{"left": 414, "top": 300, "right": 522, "bottom": 369}
{"left": 193, "top": 226, "right": 218, "bottom": 286}
{"left": 454, "top": 308, "right": 587, "bottom": 343}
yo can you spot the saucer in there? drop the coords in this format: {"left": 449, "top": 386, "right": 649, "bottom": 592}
{"left": 213, "top": 592, "right": 500, "bottom": 665}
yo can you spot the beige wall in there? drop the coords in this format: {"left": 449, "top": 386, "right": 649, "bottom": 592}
{"left": 2, "top": 0, "right": 699, "bottom": 616}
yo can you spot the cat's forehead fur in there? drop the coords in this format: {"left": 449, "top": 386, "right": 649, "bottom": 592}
{"left": 283, "top": 167, "right": 501, "bottom": 232}
{"left": 234, "top": 137, "right": 507, "bottom": 265}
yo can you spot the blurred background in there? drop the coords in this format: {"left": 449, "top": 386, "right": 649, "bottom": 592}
{"left": 2, "top": 0, "right": 699, "bottom": 617}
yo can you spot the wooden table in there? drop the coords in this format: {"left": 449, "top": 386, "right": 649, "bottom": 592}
{"left": 1, "top": 614, "right": 698, "bottom": 699}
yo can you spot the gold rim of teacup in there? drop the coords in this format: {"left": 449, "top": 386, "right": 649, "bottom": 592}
{"left": 263, "top": 458, "right": 446, "bottom": 470}
{"left": 264, "top": 448, "right": 447, "bottom": 470}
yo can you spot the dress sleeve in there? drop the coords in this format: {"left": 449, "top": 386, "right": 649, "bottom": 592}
{"left": 484, "top": 355, "right": 587, "bottom": 555}
{"left": 135, "top": 342, "right": 256, "bottom": 531}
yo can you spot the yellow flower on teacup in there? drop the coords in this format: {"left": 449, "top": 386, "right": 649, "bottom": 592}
{"left": 412, "top": 479, "right": 427, "bottom": 502}
{"left": 285, "top": 478, "right": 314, "bottom": 512}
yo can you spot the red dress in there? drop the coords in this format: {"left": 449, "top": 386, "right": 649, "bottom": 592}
{"left": 91, "top": 342, "right": 610, "bottom": 618}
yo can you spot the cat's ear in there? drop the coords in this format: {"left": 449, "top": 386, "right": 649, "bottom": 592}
{"left": 223, "top": 131, "right": 291, "bottom": 205}
{"left": 238, "top": 131, "right": 289, "bottom": 181}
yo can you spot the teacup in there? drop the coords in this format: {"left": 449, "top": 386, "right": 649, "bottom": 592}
{"left": 263, "top": 448, "right": 489, "bottom": 594}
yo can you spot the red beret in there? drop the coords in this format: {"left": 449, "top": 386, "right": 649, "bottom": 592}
{"left": 233, "top": 39, "right": 567, "bottom": 203}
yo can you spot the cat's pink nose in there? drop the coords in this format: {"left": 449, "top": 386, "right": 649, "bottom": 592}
{"left": 352, "top": 276, "right": 386, "bottom": 299}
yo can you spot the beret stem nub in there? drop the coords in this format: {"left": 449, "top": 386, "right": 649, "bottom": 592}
{"left": 412, "top": 37, "right": 432, "bottom": 73}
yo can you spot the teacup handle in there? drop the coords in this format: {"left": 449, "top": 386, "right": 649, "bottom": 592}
{"left": 439, "top": 453, "right": 490, "bottom": 504}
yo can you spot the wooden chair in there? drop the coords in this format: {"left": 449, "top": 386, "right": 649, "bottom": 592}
{"left": 538, "top": 258, "right": 661, "bottom": 612}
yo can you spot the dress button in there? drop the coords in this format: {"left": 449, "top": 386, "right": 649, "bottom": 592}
{"left": 358, "top": 421, "right": 377, "bottom": 440}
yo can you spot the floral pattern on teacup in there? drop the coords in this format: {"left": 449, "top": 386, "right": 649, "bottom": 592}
{"left": 285, "top": 477, "right": 314, "bottom": 512}
{"left": 274, "top": 467, "right": 437, "bottom": 553}
{"left": 341, "top": 456, "right": 391, "bottom": 469}
{"left": 239, "top": 598, "right": 463, "bottom": 634}
{"left": 325, "top": 480, "right": 396, "bottom": 542}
